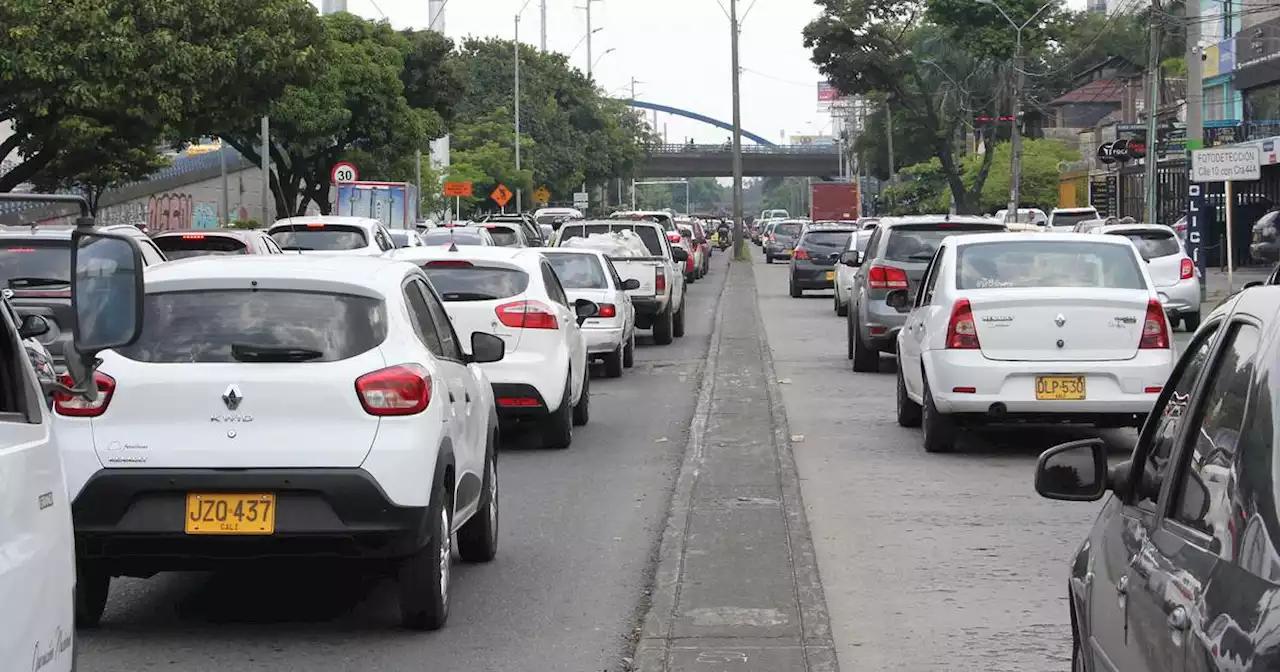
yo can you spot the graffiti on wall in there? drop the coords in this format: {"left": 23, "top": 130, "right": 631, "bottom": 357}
{"left": 147, "top": 193, "right": 194, "bottom": 231}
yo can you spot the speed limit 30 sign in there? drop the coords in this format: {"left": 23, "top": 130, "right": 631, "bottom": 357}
{"left": 331, "top": 162, "right": 359, "bottom": 184}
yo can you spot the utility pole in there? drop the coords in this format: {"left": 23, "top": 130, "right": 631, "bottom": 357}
{"left": 540, "top": 0, "right": 547, "bottom": 51}
{"left": 729, "top": 0, "right": 746, "bottom": 259}
{"left": 219, "top": 139, "right": 229, "bottom": 226}
{"left": 885, "top": 97, "right": 896, "bottom": 177}
{"left": 1185, "top": 0, "right": 1202, "bottom": 155}
{"left": 260, "top": 116, "right": 270, "bottom": 225}
{"left": 514, "top": 14, "right": 523, "bottom": 214}
{"left": 1009, "top": 39, "right": 1025, "bottom": 213}
{"left": 582, "top": 0, "right": 602, "bottom": 78}
{"left": 1144, "top": 1, "right": 1163, "bottom": 222}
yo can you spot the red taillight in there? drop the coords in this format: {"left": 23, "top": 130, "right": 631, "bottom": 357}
{"left": 945, "top": 299, "right": 980, "bottom": 350}
{"left": 305, "top": 222, "right": 325, "bottom": 228}
{"left": 53, "top": 372, "right": 115, "bottom": 417}
{"left": 355, "top": 364, "right": 431, "bottom": 416}
{"left": 1140, "top": 300, "right": 1170, "bottom": 349}
{"left": 425, "top": 260, "right": 473, "bottom": 268}
{"left": 495, "top": 300, "right": 559, "bottom": 330}
{"left": 497, "top": 397, "right": 541, "bottom": 407}
{"left": 6, "top": 247, "right": 35, "bottom": 253}
{"left": 667, "top": 232, "right": 682, "bottom": 244}
{"left": 1180, "top": 258, "right": 1194, "bottom": 280}
{"left": 597, "top": 303, "right": 617, "bottom": 318}
{"left": 867, "top": 265, "right": 908, "bottom": 290}
{"left": 181, "top": 234, "right": 206, "bottom": 240}
{"left": 793, "top": 248, "right": 810, "bottom": 261}
{"left": 655, "top": 270, "right": 666, "bottom": 293}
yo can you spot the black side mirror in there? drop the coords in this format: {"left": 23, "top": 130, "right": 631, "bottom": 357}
{"left": 622, "top": 278, "right": 641, "bottom": 291}
{"left": 1035, "top": 439, "right": 1108, "bottom": 501}
{"left": 671, "top": 248, "right": 689, "bottom": 263}
{"left": 18, "top": 314, "right": 51, "bottom": 339}
{"left": 470, "top": 332, "right": 506, "bottom": 364}
{"left": 841, "top": 250, "right": 861, "bottom": 267}
{"left": 573, "top": 298, "right": 599, "bottom": 326}
{"left": 885, "top": 289, "right": 911, "bottom": 310}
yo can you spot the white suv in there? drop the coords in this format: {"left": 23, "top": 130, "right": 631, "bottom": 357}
{"left": 57, "top": 255, "right": 506, "bottom": 631}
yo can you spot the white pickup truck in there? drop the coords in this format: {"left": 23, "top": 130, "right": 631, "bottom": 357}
{"left": 551, "top": 221, "right": 688, "bottom": 345}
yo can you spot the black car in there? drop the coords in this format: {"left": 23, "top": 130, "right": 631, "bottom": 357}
{"left": 1035, "top": 285, "right": 1280, "bottom": 672}
{"left": 476, "top": 213, "right": 544, "bottom": 247}
{"left": 788, "top": 224, "right": 855, "bottom": 297}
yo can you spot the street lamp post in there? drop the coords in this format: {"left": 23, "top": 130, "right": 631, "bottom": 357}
{"left": 592, "top": 47, "right": 615, "bottom": 73}
{"left": 515, "top": 14, "right": 523, "bottom": 213}
{"left": 729, "top": 0, "right": 746, "bottom": 259}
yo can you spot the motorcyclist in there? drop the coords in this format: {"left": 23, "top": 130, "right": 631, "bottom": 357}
{"left": 715, "top": 220, "right": 731, "bottom": 248}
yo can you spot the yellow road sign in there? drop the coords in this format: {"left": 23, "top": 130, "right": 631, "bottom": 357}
{"left": 533, "top": 186, "right": 551, "bottom": 204}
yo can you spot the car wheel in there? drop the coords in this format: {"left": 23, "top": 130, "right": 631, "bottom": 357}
{"left": 921, "top": 379, "right": 957, "bottom": 454}
{"left": 542, "top": 375, "right": 574, "bottom": 449}
{"left": 604, "top": 344, "right": 624, "bottom": 378}
{"left": 846, "top": 309, "right": 855, "bottom": 360}
{"left": 457, "top": 441, "right": 498, "bottom": 563}
{"left": 623, "top": 332, "right": 635, "bottom": 368}
{"left": 652, "top": 306, "right": 674, "bottom": 345}
{"left": 1183, "top": 310, "right": 1201, "bottom": 332}
{"left": 765, "top": 254, "right": 773, "bottom": 264}
{"left": 673, "top": 299, "right": 686, "bottom": 338}
{"left": 398, "top": 479, "right": 451, "bottom": 630}
{"left": 790, "top": 280, "right": 802, "bottom": 298}
{"left": 851, "top": 313, "right": 879, "bottom": 373}
{"left": 896, "top": 366, "right": 922, "bottom": 428}
{"left": 572, "top": 369, "right": 590, "bottom": 427}
{"left": 75, "top": 562, "right": 110, "bottom": 628}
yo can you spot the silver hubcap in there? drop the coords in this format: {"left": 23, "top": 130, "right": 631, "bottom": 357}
{"left": 438, "top": 507, "right": 451, "bottom": 604}
{"left": 487, "top": 460, "right": 498, "bottom": 537}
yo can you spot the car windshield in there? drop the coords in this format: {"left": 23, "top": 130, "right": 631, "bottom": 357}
{"left": 154, "top": 234, "right": 248, "bottom": 259}
{"left": 270, "top": 224, "right": 367, "bottom": 251}
{"left": 115, "top": 290, "right": 386, "bottom": 363}
{"left": 482, "top": 225, "right": 521, "bottom": 247}
{"left": 1051, "top": 212, "right": 1098, "bottom": 229}
{"left": 0, "top": 239, "right": 71, "bottom": 287}
{"left": 1109, "top": 229, "right": 1182, "bottom": 259}
{"left": 883, "top": 223, "right": 1005, "bottom": 262}
{"left": 559, "top": 224, "right": 664, "bottom": 255}
{"left": 388, "top": 231, "right": 418, "bottom": 247}
{"left": 956, "top": 240, "right": 1145, "bottom": 290}
{"left": 422, "top": 229, "right": 484, "bottom": 245}
{"left": 420, "top": 264, "right": 530, "bottom": 301}
{"left": 545, "top": 253, "right": 608, "bottom": 289}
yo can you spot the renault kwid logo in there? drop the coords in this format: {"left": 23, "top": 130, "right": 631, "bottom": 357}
{"left": 222, "top": 384, "right": 243, "bottom": 411}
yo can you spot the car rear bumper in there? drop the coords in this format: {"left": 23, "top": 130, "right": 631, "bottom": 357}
{"left": 791, "top": 265, "right": 837, "bottom": 288}
{"left": 863, "top": 302, "right": 907, "bottom": 350}
{"left": 481, "top": 350, "right": 568, "bottom": 412}
{"left": 631, "top": 296, "right": 668, "bottom": 317}
{"left": 1155, "top": 280, "right": 1201, "bottom": 315}
{"left": 71, "top": 468, "right": 430, "bottom": 570}
{"left": 492, "top": 382, "right": 555, "bottom": 420}
{"left": 583, "top": 325, "right": 625, "bottom": 354}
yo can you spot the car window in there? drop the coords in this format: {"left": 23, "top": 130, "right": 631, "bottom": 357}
{"left": 138, "top": 238, "right": 166, "bottom": 264}
{"left": 270, "top": 224, "right": 369, "bottom": 251}
{"left": 402, "top": 279, "right": 445, "bottom": 357}
{"left": 261, "top": 235, "right": 283, "bottom": 254}
{"left": 544, "top": 253, "right": 608, "bottom": 289}
{"left": 0, "top": 239, "right": 72, "bottom": 287}
{"left": 422, "top": 229, "right": 484, "bottom": 246}
{"left": 956, "top": 240, "right": 1145, "bottom": 290}
{"left": 419, "top": 263, "right": 530, "bottom": 301}
{"left": 775, "top": 223, "right": 804, "bottom": 237}
{"left": 801, "top": 230, "right": 853, "bottom": 251}
{"left": 541, "top": 264, "right": 569, "bottom": 307}
{"left": 1108, "top": 229, "right": 1182, "bottom": 260}
{"left": 154, "top": 234, "right": 248, "bottom": 260}
{"left": 918, "top": 246, "right": 946, "bottom": 307}
{"left": 558, "top": 224, "right": 663, "bottom": 256}
{"left": 1168, "top": 323, "right": 1260, "bottom": 553}
{"left": 862, "top": 228, "right": 884, "bottom": 262}
{"left": 388, "top": 230, "right": 417, "bottom": 248}
{"left": 884, "top": 223, "right": 1005, "bottom": 263}
{"left": 414, "top": 279, "right": 463, "bottom": 360}
{"left": 1051, "top": 212, "right": 1098, "bottom": 229}
{"left": 1133, "top": 321, "right": 1223, "bottom": 510}
{"left": 483, "top": 225, "right": 522, "bottom": 247}
{"left": 604, "top": 258, "right": 626, "bottom": 289}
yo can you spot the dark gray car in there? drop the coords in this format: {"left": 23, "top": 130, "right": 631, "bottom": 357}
{"left": 789, "top": 225, "right": 855, "bottom": 297}
{"left": 845, "top": 216, "right": 1006, "bottom": 372}
{"left": 764, "top": 219, "right": 807, "bottom": 263}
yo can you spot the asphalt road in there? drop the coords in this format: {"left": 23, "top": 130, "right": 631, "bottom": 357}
{"left": 79, "top": 255, "right": 729, "bottom": 672}
{"left": 750, "top": 252, "right": 1194, "bottom": 672}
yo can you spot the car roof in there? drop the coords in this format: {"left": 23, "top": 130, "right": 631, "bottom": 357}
{"left": 949, "top": 231, "right": 1138, "bottom": 247}
{"left": 269, "top": 216, "right": 382, "bottom": 231}
{"left": 1093, "top": 224, "right": 1175, "bottom": 235}
{"left": 1052, "top": 207, "right": 1098, "bottom": 213}
{"left": 879, "top": 215, "right": 1002, "bottom": 228}
{"left": 0, "top": 223, "right": 152, "bottom": 240}
{"left": 388, "top": 245, "right": 538, "bottom": 266}
{"left": 142, "top": 255, "right": 418, "bottom": 299}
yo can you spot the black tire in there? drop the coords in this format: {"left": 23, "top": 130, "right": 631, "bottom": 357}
{"left": 457, "top": 442, "right": 498, "bottom": 563}
{"left": 851, "top": 313, "right": 879, "bottom": 373}
{"left": 603, "top": 345, "right": 624, "bottom": 378}
{"left": 790, "top": 280, "right": 802, "bottom": 298}
{"left": 921, "top": 379, "right": 957, "bottom": 454}
{"left": 542, "top": 376, "right": 573, "bottom": 449}
{"left": 623, "top": 332, "right": 635, "bottom": 368}
{"left": 846, "top": 309, "right": 855, "bottom": 360}
{"left": 572, "top": 369, "right": 590, "bottom": 427}
{"left": 1168, "top": 315, "right": 1181, "bottom": 330}
{"left": 1183, "top": 310, "right": 1202, "bottom": 332}
{"left": 686, "top": 272, "right": 696, "bottom": 284}
{"left": 673, "top": 299, "right": 686, "bottom": 338}
{"left": 75, "top": 563, "right": 110, "bottom": 629}
{"left": 652, "top": 306, "right": 674, "bottom": 345}
{"left": 398, "top": 479, "right": 452, "bottom": 630}
{"left": 765, "top": 254, "right": 774, "bottom": 264}
{"left": 896, "top": 366, "right": 922, "bottom": 428}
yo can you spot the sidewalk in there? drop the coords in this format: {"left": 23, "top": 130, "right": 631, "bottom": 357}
{"left": 1204, "top": 266, "right": 1271, "bottom": 305}
{"left": 634, "top": 259, "right": 837, "bottom": 672}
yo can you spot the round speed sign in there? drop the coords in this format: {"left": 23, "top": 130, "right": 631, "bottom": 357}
{"left": 331, "top": 162, "right": 359, "bottom": 184}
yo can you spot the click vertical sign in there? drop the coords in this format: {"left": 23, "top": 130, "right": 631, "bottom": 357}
{"left": 1191, "top": 145, "right": 1262, "bottom": 291}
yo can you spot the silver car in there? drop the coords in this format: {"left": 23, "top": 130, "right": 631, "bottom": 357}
{"left": 1089, "top": 223, "right": 1202, "bottom": 331}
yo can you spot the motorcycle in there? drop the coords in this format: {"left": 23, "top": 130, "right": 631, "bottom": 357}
{"left": 715, "top": 228, "right": 731, "bottom": 250}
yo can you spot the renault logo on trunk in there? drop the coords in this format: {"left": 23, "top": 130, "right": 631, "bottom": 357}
{"left": 1054, "top": 314, "right": 1066, "bottom": 327}
{"left": 222, "top": 384, "right": 243, "bottom": 411}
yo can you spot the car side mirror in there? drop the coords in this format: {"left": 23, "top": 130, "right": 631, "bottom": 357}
{"left": 840, "top": 251, "right": 860, "bottom": 267}
{"left": 574, "top": 298, "right": 599, "bottom": 326}
{"left": 622, "top": 278, "right": 641, "bottom": 291}
{"left": 885, "top": 289, "right": 911, "bottom": 311}
{"left": 67, "top": 229, "right": 145, "bottom": 397}
{"left": 1034, "top": 439, "right": 1108, "bottom": 501}
{"left": 18, "top": 314, "right": 50, "bottom": 340}
{"left": 470, "top": 332, "right": 506, "bottom": 364}
{"left": 671, "top": 248, "right": 689, "bottom": 263}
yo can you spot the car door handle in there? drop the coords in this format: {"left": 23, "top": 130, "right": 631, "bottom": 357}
{"left": 1167, "top": 606, "right": 1189, "bottom": 631}
{"left": 1116, "top": 575, "right": 1129, "bottom": 595}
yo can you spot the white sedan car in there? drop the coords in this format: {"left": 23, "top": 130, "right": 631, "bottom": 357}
{"left": 389, "top": 246, "right": 598, "bottom": 449}
{"left": 268, "top": 216, "right": 396, "bottom": 256}
{"left": 540, "top": 248, "right": 638, "bottom": 378}
{"left": 893, "top": 233, "right": 1175, "bottom": 453}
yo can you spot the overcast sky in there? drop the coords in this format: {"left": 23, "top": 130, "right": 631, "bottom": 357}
{"left": 313, "top": 0, "right": 1088, "bottom": 146}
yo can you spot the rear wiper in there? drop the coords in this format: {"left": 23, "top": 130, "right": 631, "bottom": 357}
{"left": 7, "top": 277, "right": 70, "bottom": 288}
{"left": 441, "top": 292, "right": 499, "bottom": 301}
{"left": 279, "top": 245, "right": 313, "bottom": 251}
{"left": 230, "top": 343, "right": 324, "bottom": 362}
{"left": 907, "top": 253, "right": 936, "bottom": 261}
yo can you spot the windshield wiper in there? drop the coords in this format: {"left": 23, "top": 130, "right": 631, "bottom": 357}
{"left": 230, "top": 343, "right": 324, "bottom": 362}
{"left": 7, "top": 277, "right": 70, "bottom": 288}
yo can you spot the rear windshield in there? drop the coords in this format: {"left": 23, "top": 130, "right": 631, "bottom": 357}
{"left": 775, "top": 223, "right": 804, "bottom": 237}
{"left": 1051, "top": 212, "right": 1098, "bottom": 229}
{"left": 270, "top": 224, "right": 367, "bottom": 251}
{"left": 0, "top": 239, "right": 71, "bottom": 288}
{"left": 883, "top": 223, "right": 1005, "bottom": 263}
{"left": 558, "top": 224, "right": 663, "bottom": 256}
{"left": 483, "top": 225, "right": 521, "bottom": 247}
{"left": 1109, "top": 229, "right": 1182, "bottom": 259}
{"left": 537, "top": 215, "right": 575, "bottom": 227}
{"left": 420, "top": 264, "right": 530, "bottom": 301}
{"left": 388, "top": 231, "right": 418, "bottom": 247}
{"left": 544, "top": 253, "right": 608, "bottom": 289}
{"left": 115, "top": 290, "right": 386, "bottom": 363}
{"left": 610, "top": 213, "right": 675, "bottom": 231}
{"left": 801, "top": 231, "right": 853, "bottom": 249}
{"left": 956, "top": 241, "right": 1145, "bottom": 290}
{"left": 422, "top": 229, "right": 483, "bottom": 245}
{"left": 855, "top": 231, "right": 874, "bottom": 252}
{"left": 154, "top": 234, "right": 247, "bottom": 260}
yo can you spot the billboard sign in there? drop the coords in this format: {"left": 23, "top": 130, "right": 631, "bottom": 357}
{"left": 818, "top": 81, "right": 838, "bottom": 104}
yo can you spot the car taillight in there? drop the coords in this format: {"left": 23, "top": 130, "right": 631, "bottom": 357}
{"left": 793, "top": 248, "right": 810, "bottom": 261}
{"left": 667, "top": 232, "right": 682, "bottom": 244}
{"left": 1140, "top": 300, "right": 1170, "bottom": 349}
{"left": 769, "top": 234, "right": 776, "bottom": 242}
{"left": 425, "top": 260, "right": 473, "bottom": 268}
{"left": 181, "top": 234, "right": 205, "bottom": 240}
{"left": 945, "top": 299, "right": 980, "bottom": 350}
{"left": 867, "top": 265, "right": 908, "bottom": 290}
{"left": 53, "top": 372, "right": 115, "bottom": 417}
{"left": 597, "top": 303, "right": 617, "bottom": 318}
{"left": 655, "top": 270, "right": 666, "bottom": 293}
{"left": 1180, "top": 258, "right": 1194, "bottom": 280}
{"left": 495, "top": 300, "right": 559, "bottom": 329}
{"left": 355, "top": 364, "right": 431, "bottom": 416}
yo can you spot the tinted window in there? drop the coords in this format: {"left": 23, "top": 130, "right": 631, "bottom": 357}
{"left": 270, "top": 224, "right": 368, "bottom": 251}
{"left": 544, "top": 253, "right": 608, "bottom": 289}
{"left": 420, "top": 264, "right": 530, "bottom": 301}
{"left": 558, "top": 224, "right": 663, "bottom": 255}
{"left": 388, "top": 231, "right": 418, "bottom": 248}
{"left": 0, "top": 239, "right": 71, "bottom": 287}
{"left": 484, "top": 225, "right": 521, "bottom": 247}
{"left": 883, "top": 223, "right": 1004, "bottom": 263}
{"left": 403, "top": 281, "right": 444, "bottom": 356}
{"left": 541, "top": 264, "right": 569, "bottom": 306}
{"left": 801, "top": 231, "right": 853, "bottom": 250}
{"left": 154, "top": 234, "right": 248, "bottom": 259}
{"left": 422, "top": 229, "right": 484, "bottom": 245}
{"left": 775, "top": 223, "right": 804, "bottom": 237}
{"left": 956, "top": 241, "right": 1146, "bottom": 290}
{"left": 115, "top": 290, "right": 385, "bottom": 363}
{"left": 854, "top": 231, "right": 874, "bottom": 252}
{"left": 417, "top": 281, "right": 464, "bottom": 360}
{"left": 1109, "top": 229, "right": 1182, "bottom": 259}
{"left": 1052, "top": 212, "right": 1098, "bottom": 229}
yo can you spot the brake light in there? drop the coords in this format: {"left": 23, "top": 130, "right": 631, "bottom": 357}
{"left": 667, "top": 232, "right": 682, "bottom": 244}
{"left": 305, "top": 223, "right": 325, "bottom": 228}
{"left": 425, "top": 260, "right": 473, "bottom": 268}
{"left": 793, "top": 248, "right": 810, "bottom": 261}
{"left": 355, "top": 364, "right": 432, "bottom": 416}
{"left": 1140, "top": 300, "right": 1170, "bottom": 349}
{"left": 867, "top": 265, "right": 908, "bottom": 290}
{"left": 597, "top": 303, "right": 617, "bottom": 318}
{"left": 6, "top": 248, "right": 35, "bottom": 253}
{"left": 181, "top": 234, "right": 206, "bottom": 240}
{"left": 1180, "top": 258, "right": 1194, "bottom": 280}
{"left": 655, "top": 270, "right": 666, "bottom": 293}
{"left": 53, "top": 372, "right": 115, "bottom": 417}
{"left": 769, "top": 234, "right": 776, "bottom": 242}
{"left": 497, "top": 397, "right": 542, "bottom": 407}
{"left": 495, "top": 300, "right": 559, "bottom": 330}
{"left": 945, "top": 299, "right": 980, "bottom": 349}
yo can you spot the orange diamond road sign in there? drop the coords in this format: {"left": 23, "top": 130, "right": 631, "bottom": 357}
{"left": 491, "top": 184, "right": 513, "bottom": 208}
{"left": 533, "top": 186, "right": 551, "bottom": 204}
{"left": 443, "top": 181, "right": 473, "bottom": 197}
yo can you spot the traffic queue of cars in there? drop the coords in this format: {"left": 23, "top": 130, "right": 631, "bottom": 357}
{"left": 0, "top": 203, "right": 715, "bottom": 662}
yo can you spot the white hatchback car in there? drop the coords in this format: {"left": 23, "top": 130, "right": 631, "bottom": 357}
{"left": 421, "top": 225, "right": 495, "bottom": 247}
{"left": 388, "top": 246, "right": 598, "bottom": 449}
{"left": 56, "top": 255, "right": 506, "bottom": 631}
{"left": 540, "top": 248, "right": 638, "bottom": 378}
{"left": 268, "top": 216, "right": 396, "bottom": 256}
{"left": 893, "top": 233, "right": 1176, "bottom": 453}
{"left": 1089, "top": 223, "right": 1202, "bottom": 332}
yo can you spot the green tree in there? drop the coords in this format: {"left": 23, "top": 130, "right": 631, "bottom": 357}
{"left": 0, "top": 0, "right": 324, "bottom": 192}
{"left": 445, "top": 108, "right": 535, "bottom": 216}
{"left": 27, "top": 135, "right": 172, "bottom": 214}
